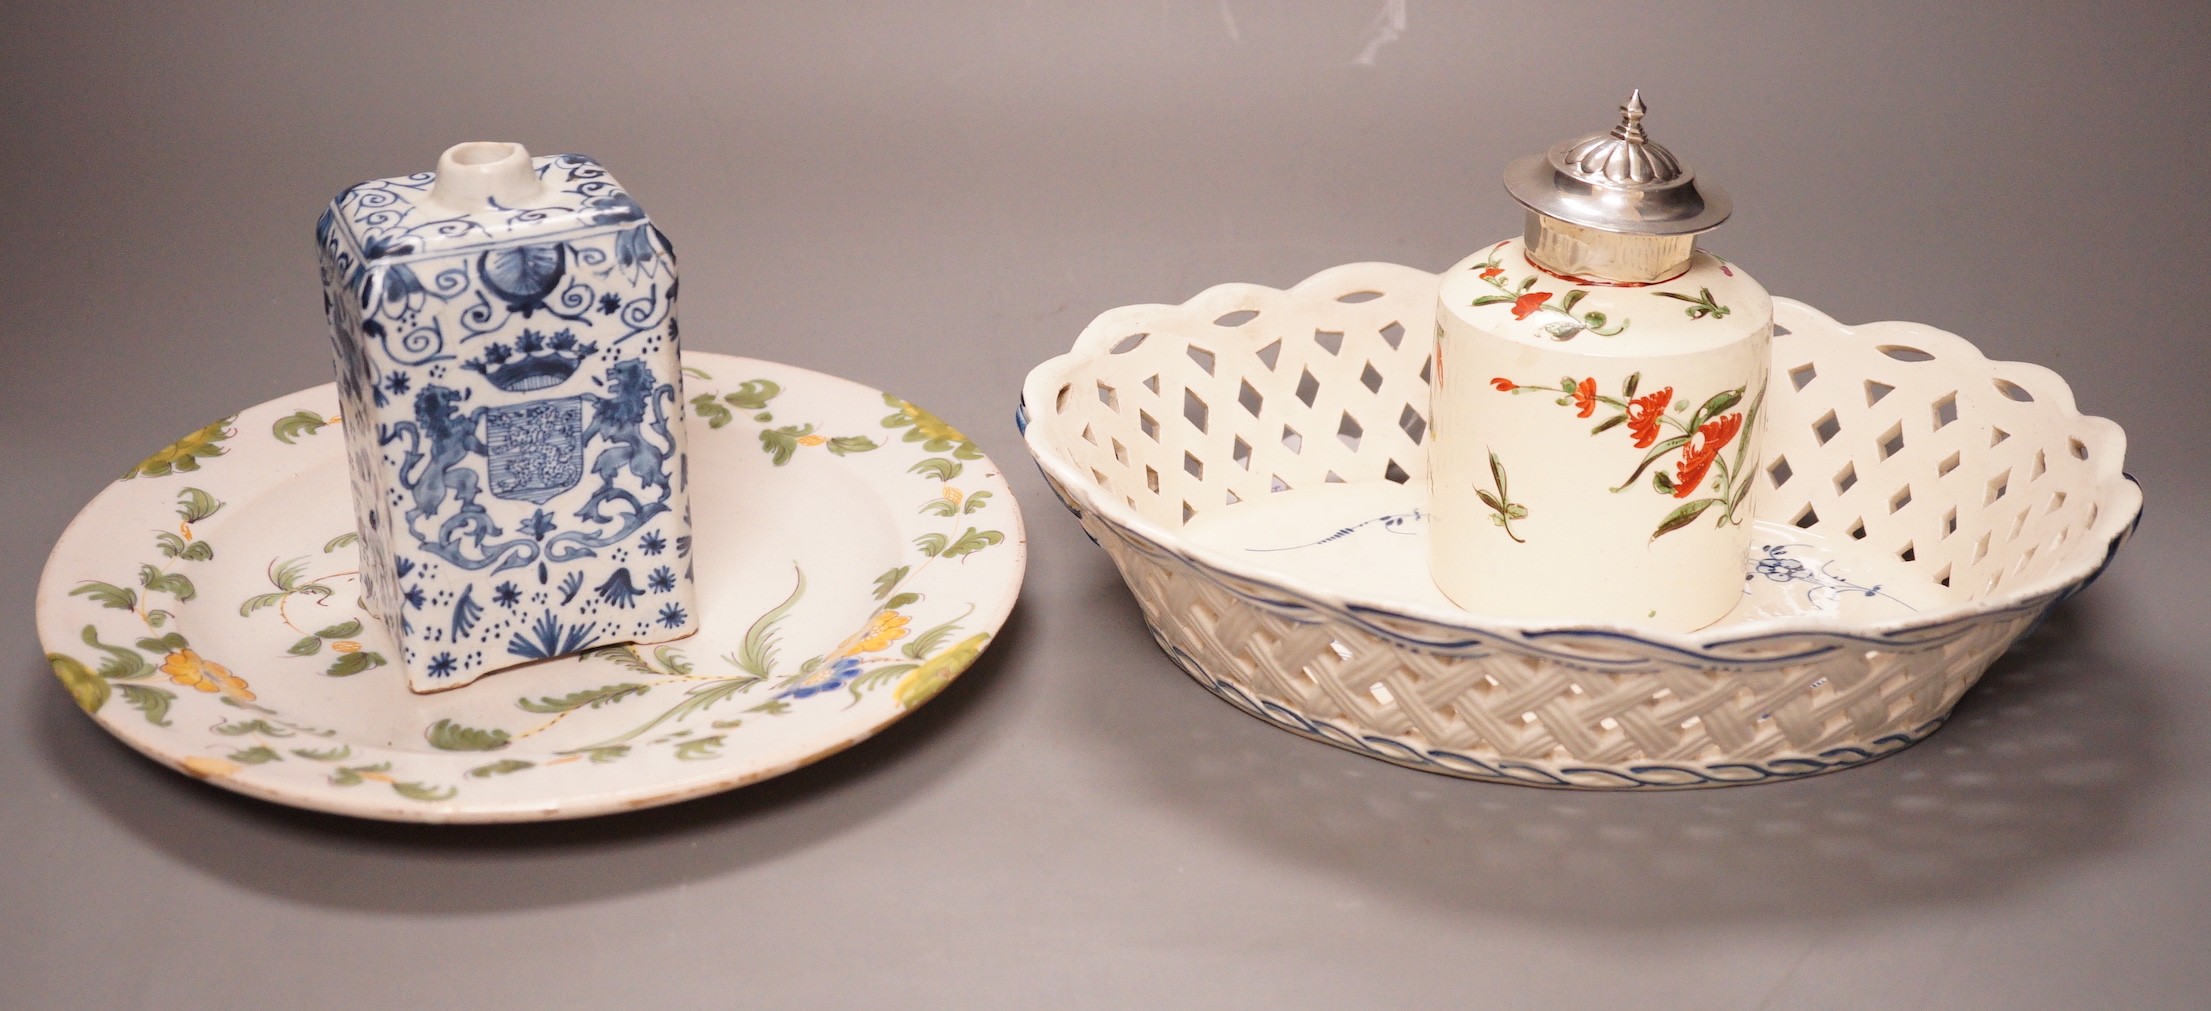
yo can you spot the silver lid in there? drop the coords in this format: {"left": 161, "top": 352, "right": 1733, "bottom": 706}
{"left": 1502, "top": 90, "right": 1731, "bottom": 237}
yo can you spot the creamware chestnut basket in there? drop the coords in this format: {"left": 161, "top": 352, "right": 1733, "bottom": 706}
{"left": 1019, "top": 262, "right": 2140, "bottom": 788}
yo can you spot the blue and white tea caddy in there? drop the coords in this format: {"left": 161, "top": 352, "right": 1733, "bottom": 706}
{"left": 316, "top": 142, "right": 697, "bottom": 692}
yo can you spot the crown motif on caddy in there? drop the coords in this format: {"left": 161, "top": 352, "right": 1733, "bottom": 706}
{"left": 463, "top": 328, "right": 599, "bottom": 391}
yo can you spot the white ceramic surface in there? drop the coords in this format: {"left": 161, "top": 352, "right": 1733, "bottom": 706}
{"left": 1020, "top": 262, "right": 2140, "bottom": 788}
{"left": 1430, "top": 238, "right": 1772, "bottom": 630}
{"left": 39, "top": 353, "right": 1026, "bottom": 822}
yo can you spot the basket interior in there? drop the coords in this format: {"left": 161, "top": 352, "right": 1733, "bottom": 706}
{"left": 1030, "top": 263, "right": 2126, "bottom": 611}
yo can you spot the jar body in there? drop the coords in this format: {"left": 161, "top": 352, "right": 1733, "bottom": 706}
{"left": 316, "top": 152, "right": 696, "bottom": 691}
{"left": 1429, "top": 238, "right": 1770, "bottom": 630}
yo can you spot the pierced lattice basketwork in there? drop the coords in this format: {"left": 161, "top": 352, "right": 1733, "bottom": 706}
{"left": 1019, "top": 262, "right": 2141, "bottom": 788}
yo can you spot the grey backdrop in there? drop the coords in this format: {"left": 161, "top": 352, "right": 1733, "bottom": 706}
{"left": 4, "top": 2, "right": 2207, "bottom": 1007}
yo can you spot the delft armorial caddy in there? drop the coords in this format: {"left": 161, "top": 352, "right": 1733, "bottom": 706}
{"left": 318, "top": 142, "right": 696, "bottom": 692}
{"left": 1430, "top": 91, "right": 1770, "bottom": 632}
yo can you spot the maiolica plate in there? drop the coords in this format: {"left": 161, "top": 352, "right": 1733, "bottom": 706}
{"left": 37, "top": 353, "right": 1026, "bottom": 822}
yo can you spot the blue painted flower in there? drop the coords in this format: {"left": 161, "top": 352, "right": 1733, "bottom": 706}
{"left": 639, "top": 532, "right": 666, "bottom": 556}
{"left": 595, "top": 567, "right": 642, "bottom": 608}
{"left": 403, "top": 585, "right": 427, "bottom": 609}
{"left": 647, "top": 566, "right": 676, "bottom": 593}
{"left": 493, "top": 581, "right": 522, "bottom": 607}
{"left": 384, "top": 371, "right": 411, "bottom": 397}
{"left": 657, "top": 603, "right": 688, "bottom": 629}
{"left": 1754, "top": 556, "right": 1809, "bottom": 582}
{"left": 522, "top": 509, "right": 557, "bottom": 540}
{"left": 599, "top": 293, "right": 622, "bottom": 315}
{"left": 778, "top": 657, "right": 863, "bottom": 700}
{"left": 427, "top": 652, "right": 457, "bottom": 677}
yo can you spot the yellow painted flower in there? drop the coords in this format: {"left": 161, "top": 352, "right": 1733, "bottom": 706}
{"left": 161, "top": 649, "right": 255, "bottom": 702}
{"left": 943, "top": 486, "right": 964, "bottom": 508}
{"left": 181, "top": 756, "right": 240, "bottom": 778}
{"left": 178, "top": 521, "right": 194, "bottom": 541}
{"left": 835, "top": 610, "right": 909, "bottom": 657}
{"left": 330, "top": 640, "right": 362, "bottom": 653}
{"left": 797, "top": 434, "right": 827, "bottom": 446}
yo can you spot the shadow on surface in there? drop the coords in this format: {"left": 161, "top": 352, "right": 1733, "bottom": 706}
{"left": 33, "top": 605, "right": 1031, "bottom": 914}
{"left": 1071, "top": 587, "right": 2162, "bottom": 929}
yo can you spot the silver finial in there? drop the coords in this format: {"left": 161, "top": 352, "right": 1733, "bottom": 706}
{"left": 1615, "top": 89, "right": 1648, "bottom": 144}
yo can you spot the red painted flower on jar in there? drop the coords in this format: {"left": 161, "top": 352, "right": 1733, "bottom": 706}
{"left": 1490, "top": 377, "right": 1516, "bottom": 392}
{"left": 1673, "top": 413, "right": 1743, "bottom": 497}
{"left": 1626, "top": 387, "right": 1673, "bottom": 448}
{"left": 1570, "top": 377, "right": 1598, "bottom": 418}
{"left": 1479, "top": 266, "right": 1504, "bottom": 280}
{"left": 1510, "top": 291, "right": 1551, "bottom": 320}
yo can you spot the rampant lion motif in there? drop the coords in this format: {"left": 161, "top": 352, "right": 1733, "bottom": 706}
{"left": 382, "top": 385, "right": 538, "bottom": 573}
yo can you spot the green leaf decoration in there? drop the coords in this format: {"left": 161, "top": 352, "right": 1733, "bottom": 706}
{"left": 902, "top": 615, "right": 966, "bottom": 661}
{"left": 116, "top": 684, "right": 174, "bottom": 726}
{"left": 314, "top": 619, "right": 363, "bottom": 640}
{"left": 1692, "top": 387, "right": 1744, "bottom": 428}
{"left": 270, "top": 409, "right": 329, "bottom": 444}
{"left": 746, "top": 698, "right": 792, "bottom": 716}
{"left": 467, "top": 759, "right": 535, "bottom": 778}
{"left": 652, "top": 646, "right": 694, "bottom": 676}
{"left": 962, "top": 491, "right": 994, "bottom": 515}
{"left": 71, "top": 581, "right": 136, "bottom": 611}
{"left": 228, "top": 745, "right": 281, "bottom": 765}
{"left": 425, "top": 718, "right": 511, "bottom": 751}
{"left": 896, "top": 633, "right": 990, "bottom": 709}
{"left": 1612, "top": 434, "right": 1695, "bottom": 491}
{"left": 138, "top": 565, "right": 196, "bottom": 602}
{"left": 391, "top": 781, "right": 457, "bottom": 802}
{"left": 1622, "top": 373, "right": 1641, "bottom": 398}
{"left": 873, "top": 566, "right": 910, "bottom": 600}
{"left": 1470, "top": 294, "right": 1513, "bottom": 307}
{"left": 885, "top": 592, "right": 920, "bottom": 610}
{"left": 517, "top": 682, "right": 651, "bottom": 714}
{"left": 125, "top": 415, "right": 235, "bottom": 479}
{"left": 584, "top": 644, "right": 662, "bottom": 677}
{"left": 175, "top": 487, "right": 224, "bottom": 523}
{"left": 83, "top": 625, "right": 149, "bottom": 679}
{"left": 1591, "top": 415, "right": 1626, "bottom": 435}
{"left": 290, "top": 745, "right": 352, "bottom": 761}
{"left": 673, "top": 736, "right": 724, "bottom": 761}
{"left": 681, "top": 365, "right": 714, "bottom": 381}
{"left": 325, "top": 651, "right": 385, "bottom": 677}
{"left": 329, "top": 762, "right": 391, "bottom": 787}
{"left": 287, "top": 636, "right": 324, "bottom": 657}
{"left": 691, "top": 393, "right": 733, "bottom": 429}
{"left": 153, "top": 533, "right": 215, "bottom": 561}
{"left": 215, "top": 718, "right": 290, "bottom": 737}
{"left": 920, "top": 498, "right": 958, "bottom": 517}
{"left": 49, "top": 653, "right": 108, "bottom": 714}
{"left": 1651, "top": 498, "right": 1722, "bottom": 540}
{"left": 827, "top": 435, "right": 878, "bottom": 456}
{"left": 145, "top": 610, "right": 171, "bottom": 628}
{"left": 135, "top": 632, "right": 187, "bottom": 655}
{"left": 1558, "top": 289, "right": 1586, "bottom": 313}
{"left": 723, "top": 379, "right": 781, "bottom": 411}
{"left": 759, "top": 424, "right": 809, "bottom": 466}
{"left": 736, "top": 567, "right": 806, "bottom": 678}
{"left": 323, "top": 531, "right": 358, "bottom": 553}
{"left": 1653, "top": 471, "right": 1676, "bottom": 494}
{"left": 941, "top": 528, "right": 1004, "bottom": 559}
{"left": 909, "top": 458, "right": 962, "bottom": 481}
{"left": 880, "top": 395, "right": 981, "bottom": 458}
{"left": 851, "top": 662, "right": 919, "bottom": 693}
{"left": 581, "top": 745, "right": 630, "bottom": 764}
{"left": 914, "top": 532, "right": 948, "bottom": 558}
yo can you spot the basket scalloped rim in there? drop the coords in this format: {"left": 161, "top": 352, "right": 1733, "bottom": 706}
{"left": 1020, "top": 262, "right": 2143, "bottom": 666}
